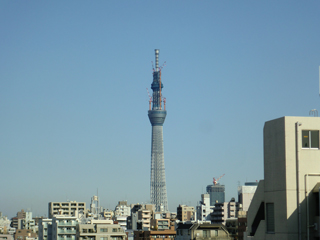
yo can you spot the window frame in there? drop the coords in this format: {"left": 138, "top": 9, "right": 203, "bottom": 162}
{"left": 266, "top": 203, "right": 275, "bottom": 233}
{"left": 302, "top": 130, "right": 319, "bottom": 149}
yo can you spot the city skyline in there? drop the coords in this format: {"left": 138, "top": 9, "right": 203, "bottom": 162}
{"left": 1, "top": 1, "right": 320, "bottom": 218}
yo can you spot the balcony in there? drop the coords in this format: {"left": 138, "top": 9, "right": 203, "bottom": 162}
{"left": 58, "top": 229, "right": 76, "bottom": 234}
{"left": 57, "top": 237, "right": 75, "bottom": 240}
{"left": 58, "top": 222, "right": 76, "bottom": 226}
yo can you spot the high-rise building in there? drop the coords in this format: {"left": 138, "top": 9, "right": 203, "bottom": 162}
{"left": 148, "top": 49, "right": 168, "bottom": 212}
{"left": 206, "top": 184, "right": 225, "bottom": 205}
{"left": 237, "top": 182, "right": 258, "bottom": 212}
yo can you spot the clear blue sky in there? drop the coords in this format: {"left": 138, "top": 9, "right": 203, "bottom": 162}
{"left": 1, "top": 1, "right": 320, "bottom": 218}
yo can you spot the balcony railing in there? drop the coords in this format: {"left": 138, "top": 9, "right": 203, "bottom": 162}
{"left": 58, "top": 222, "right": 77, "bottom": 226}
{"left": 58, "top": 230, "right": 76, "bottom": 234}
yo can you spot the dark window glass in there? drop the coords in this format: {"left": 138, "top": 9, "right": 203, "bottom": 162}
{"left": 302, "top": 130, "right": 319, "bottom": 148}
{"left": 266, "top": 203, "right": 275, "bottom": 232}
{"left": 302, "top": 130, "right": 309, "bottom": 148}
{"left": 311, "top": 131, "right": 319, "bottom": 148}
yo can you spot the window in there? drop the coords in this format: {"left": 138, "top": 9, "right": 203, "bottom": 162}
{"left": 112, "top": 229, "right": 117, "bottom": 232}
{"left": 203, "top": 230, "right": 210, "bottom": 237}
{"left": 111, "top": 237, "right": 122, "bottom": 240}
{"left": 302, "top": 130, "right": 319, "bottom": 148}
{"left": 82, "top": 229, "right": 87, "bottom": 233}
{"left": 266, "top": 203, "right": 275, "bottom": 233}
{"left": 100, "top": 228, "right": 108, "bottom": 232}
{"left": 100, "top": 238, "right": 108, "bottom": 240}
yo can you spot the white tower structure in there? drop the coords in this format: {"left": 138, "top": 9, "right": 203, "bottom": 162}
{"left": 148, "top": 49, "right": 168, "bottom": 212}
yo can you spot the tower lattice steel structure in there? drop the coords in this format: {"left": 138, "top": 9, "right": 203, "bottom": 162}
{"left": 148, "top": 49, "right": 168, "bottom": 212}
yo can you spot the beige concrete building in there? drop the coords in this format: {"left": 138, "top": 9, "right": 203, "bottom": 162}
{"left": 211, "top": 198, "right": 239, "bottom": 225}
{"left": 51, "top": 215, "right": 78, "bottom": 240}
{"left": 77, "top": 220, "right": 126, "bottom": 240}
{"left": 134, "top": 229, "right": 175, "bottom": 240}
{"left": 48, "top": 202, "right": 86, "bottom": 218}
{"left": 246, "top": 116, "right": 320, "bottom": 239}
{"left": 177, "top": 205, "right": 194, "bottom": 222}
{"left": 175, "top": 222, "right": 231, "bottom": 240}
{"left": 38, "top": 219, "right": 52, "bottom": 240}
{"left": 137, "top": 209, "right": 152, "bottom": 230}
{"left": 14, "top": 229, "right": 37, "bottom": 240}
{"left": 150, "top": 219, "right": 170, "bottom": 231}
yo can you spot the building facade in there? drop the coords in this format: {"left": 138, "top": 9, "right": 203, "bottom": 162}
{"left": 77, "top": 221, "right": 126, "bottom": 240}
{"left": 211, "top": 198, "right": 239, "bottom": 225}
{"left": 175, "top": 222, "right": 231, "bottom": 240}
{"left": 48, "top": 202, "right": 86, "bottom": 218}
{"left": 177, "top": 205, "right": 195, "bottom": 222}
{"left": 238, "top": 182, "right": 258, "bottom": 212}
{"left": 196, "top": 194, "right": 213, "bottom": 221}
{"left": 134, "top": 229, "right": 175, "bottom": 240}
{"left": 206, "top": 184, "right": 225, "bottom": 206}
{"left": 51, "top": 216, "right": 78, "bottom": 240}
{"left": 38, "top": 219, "right": 52, "bottom": 240}
{"left": 246, "top": 116, "right": 320, "bottom": 239}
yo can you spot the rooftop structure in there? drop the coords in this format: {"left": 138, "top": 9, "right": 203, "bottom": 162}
{"left": 148, "top": 49, "right": 168, "bottom": 212}
{"left": 175, "top": 222, "right": 231, "bottom": 240}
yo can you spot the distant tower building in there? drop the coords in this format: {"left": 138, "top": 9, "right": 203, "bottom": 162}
{"left": 148, "top": 49, "right": 168, "bottom": 212}
{"left": 238, "top": 182, "right": 258, "bottom": 212}
{"left": 206, "top": 184, "right": 225, "bottom": 205}
{"left": 206, "top": 176, "right": 225, "bottom": 205}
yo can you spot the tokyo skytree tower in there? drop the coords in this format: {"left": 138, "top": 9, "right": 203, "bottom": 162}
{"left": 148, "top": 49, "right": 168, "bottom": 212}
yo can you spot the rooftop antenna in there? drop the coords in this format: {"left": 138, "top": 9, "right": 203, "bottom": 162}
{"left": 309, "top": 109, "right": 318, "bottom": 117}
{"left": 155, "top": 49, "right": 159, "bottom": 72}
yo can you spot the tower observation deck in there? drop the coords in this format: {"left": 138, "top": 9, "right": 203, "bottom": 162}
{"left": 148, "top": 49, "right": 168, "bottom": 212}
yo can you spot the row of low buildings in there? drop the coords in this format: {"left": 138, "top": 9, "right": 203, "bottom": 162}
{"left": 1, "top": 182, "right": 256, "bottom": 240}
{"left": 6, "top": 115, "right": 320, "bottom": 239}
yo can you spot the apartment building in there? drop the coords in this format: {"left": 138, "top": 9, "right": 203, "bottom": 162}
{"left": 134, "top": 229, "right": 175, "bottom": 240}
{"left": 48, "top": 202, "right": 86, "bottom": 218}
{"left": 38, "top": 219, "right": 52, "bottom": 240}
{"left": 114, "top": 201, "right": 131, "bottom": 217}
{"left": 77, "top": 220, "right": 126, "bottom": 240}
{"left": 14, "top": 229, "right": 37, "bottom": 240}
{"left": 137, "top": 209, "right": 152, "bottom": 230}
{"left": 175, "top": 222, "right": 231, "bottom": 240}
{"left": 177, "top": 205, "right": 194, "bottom": 222}
{"left": 51, "top": 216, "right": 78, "bottom": 240}
{"left": 211, "top": 198, "right": 239, "bottom": 225}
{"left": 196, "top": 194, "right": 213, "bottom": 221}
